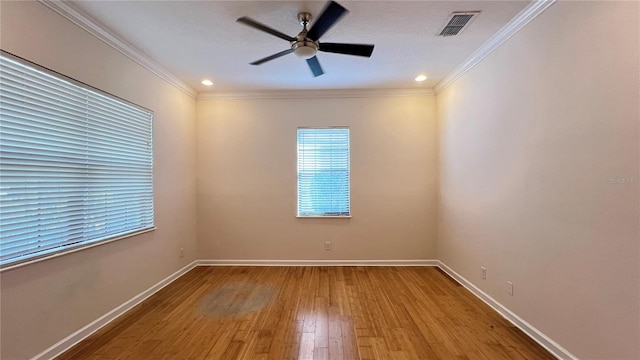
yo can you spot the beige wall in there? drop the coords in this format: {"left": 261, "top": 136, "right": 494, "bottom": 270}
{"left": 437, "top": 1, "right": 639, "bottom": 359}
{"left": 0, "top": 2, "right": 197, "bottom": 359}
{"left": 2, "top": 1, "right": 638, "bottom": 359}
{"left": 197, "top": 95, "right": 438, "bottom": 260}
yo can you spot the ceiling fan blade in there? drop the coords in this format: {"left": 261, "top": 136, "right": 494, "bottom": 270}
{"left": 319, "top": 43, "right": 374, "bottom": 57}
{"left": 250, "top": 49, "right": 294, "bottom": 65}
{"left": 237, "top": 17, "right": 295, "bottom": 41}
{"left": 306, "top": 56, "right": 324, "bottom": 77}
{"left": 306, "top": 1, "right": 348, "bottom": 41}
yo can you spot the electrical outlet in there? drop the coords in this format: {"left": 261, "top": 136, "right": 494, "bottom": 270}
{"left": 507, "top": 281, "right": 514, "bottom": 295}
{"left": 481, "top": 267, "right": 487, "bottom": 279}
{"left": 324, "top": 241, "right": 332, "bottom": 251}
{"left": 180, "top": 248, "right": 184, "bottom": 258}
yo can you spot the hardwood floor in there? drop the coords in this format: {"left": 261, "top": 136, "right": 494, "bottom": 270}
{"left": 56, "top": 266, "right": 555, "bottom": 360}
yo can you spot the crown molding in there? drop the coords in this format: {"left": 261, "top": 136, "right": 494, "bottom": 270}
{"left": 38, "top": 0, "right": 198, "bottom": 98}
{"left": 434, "top": 0, "right": 557, "bottom": 94}
{"left": 38, "top": 0, "right": 554, "bottom": 99}
{"left": 198, "top": 88, "right": 435, "bottom": 100}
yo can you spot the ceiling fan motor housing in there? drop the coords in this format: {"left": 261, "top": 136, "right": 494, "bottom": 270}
{"left": 292, "top": 12, "right": 318, "bottom": 59}
{"left": 292, "top": 36, "right": 318, "bottom": 59}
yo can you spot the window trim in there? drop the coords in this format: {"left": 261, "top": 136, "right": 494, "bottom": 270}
{"left": 0, "top": 227, "right": 155, "bottom": 272}
{"left": 296, "top": 216, "right": 352, "bottom": 219}
{"left": 296, "top": 126, "right": 351, "bottom": 218}
{"left": 0, "top": 50, "right": 155, "bottom": 271}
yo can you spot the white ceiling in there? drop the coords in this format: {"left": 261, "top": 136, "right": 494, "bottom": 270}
{"left": 67, "top": 1, "right": 530, "bottom": 92}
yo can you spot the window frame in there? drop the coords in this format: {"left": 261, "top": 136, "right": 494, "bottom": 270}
{"left": 296, "top": 126, "right": 351, "bottom": 219}
{"left": 0, "top": 50, "right": 155, "bottom": 271}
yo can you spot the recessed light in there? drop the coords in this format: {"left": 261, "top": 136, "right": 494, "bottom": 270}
{"left": 415, "top": 74, "right": 427, "bottom": 82}
{"left": 201, "top": 79, "right": 213, "bottom": 86}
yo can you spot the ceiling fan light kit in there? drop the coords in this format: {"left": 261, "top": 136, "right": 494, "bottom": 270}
{"left": 293, "top": 42, "right": 318, "bottom": 59}
{"left": 292, "top": 12, "right": 318, "bottom": 59}
{"left": 236, "top": 1, "right": 375, "bottom": 77}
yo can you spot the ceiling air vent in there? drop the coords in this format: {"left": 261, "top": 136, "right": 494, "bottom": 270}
{"left": 438, "top": 11, "right": 480, "bottom": 37}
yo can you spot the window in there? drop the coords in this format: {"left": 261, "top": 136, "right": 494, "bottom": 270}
{"left": 297, "top": 127, "right": 350, "bottom": 217}
{"left": 0, "top": 51, "right": 154, "bottom": 269}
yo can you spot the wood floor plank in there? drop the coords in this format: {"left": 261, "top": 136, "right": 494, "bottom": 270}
{"left": 299, "top": 332, "right": 316, "bottom": 360}
{"left": 56, "top": 267, "right": 556, "bottom": 360}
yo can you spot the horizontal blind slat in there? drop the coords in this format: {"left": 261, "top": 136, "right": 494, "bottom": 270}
{"left": 297, "top": 128, "right": 350, "bottom": 216}
{"left": 0, "top": 52, "right": 155, "bottom": 268}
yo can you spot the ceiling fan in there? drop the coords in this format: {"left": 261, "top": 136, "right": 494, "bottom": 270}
{"left": 236, "top": 1, "right": 374, "bottom": 77}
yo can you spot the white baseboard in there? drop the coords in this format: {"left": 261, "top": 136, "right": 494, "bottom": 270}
{"left": 32, "top": 260, "right": 198, "bottom": 360}
{"left": 32, "top": 259, "right": 574, "bottom": 360}
{"left": 197, "top": 259, "right": 439, "bottom": 266}
{"left": 436, "top": 261, "right": 577, "bottom": 360}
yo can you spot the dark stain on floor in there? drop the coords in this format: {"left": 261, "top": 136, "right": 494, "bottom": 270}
{"left": 198, "top": 281, "right": 277, "bottom": 318}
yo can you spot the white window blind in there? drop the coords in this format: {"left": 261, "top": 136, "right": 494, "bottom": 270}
{"left": 297, "top": 127, "right": 350, "bottom": 217}
{"left": 0, "top": 52, "right": 154, "bottom": 268}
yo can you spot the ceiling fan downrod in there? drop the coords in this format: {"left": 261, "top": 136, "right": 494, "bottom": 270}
{"left": 293, "top": 12, "right": 318, "bottom": 59}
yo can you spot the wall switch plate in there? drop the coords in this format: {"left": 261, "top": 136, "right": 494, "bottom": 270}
{"left": 481, "top": 267, "right": 487, "bottom": 279}
{"left": 324, "top": 242, "right": 331, "bottom": 251}
{"left": 507, "top": 281, "right": 514, "bottom": 295}
{"left": 180, "top": 248, "right": 184, "bottom": 258}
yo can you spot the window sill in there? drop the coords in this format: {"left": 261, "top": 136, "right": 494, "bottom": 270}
{"left": 296, "top": 216, "right": 352, "bottom": 219}
{"left": 0, "top": 227, "right": 156, "bottom": 272}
